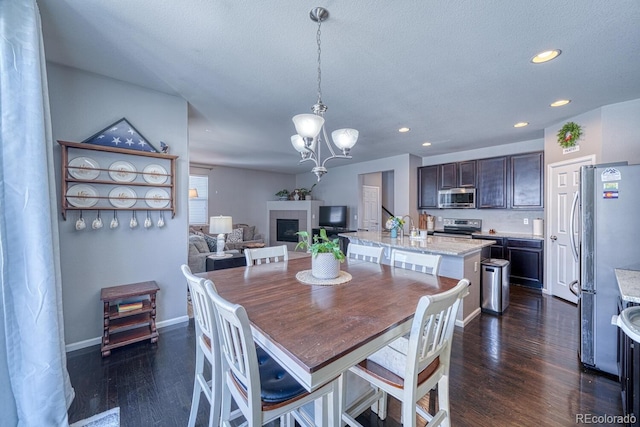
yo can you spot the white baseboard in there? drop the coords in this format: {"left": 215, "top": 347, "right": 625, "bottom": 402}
{"left": 456, "top": 307, "right": 481, "bottom": 328}
{"left": 65, "top": 315, "right": 190, "bottom": 353}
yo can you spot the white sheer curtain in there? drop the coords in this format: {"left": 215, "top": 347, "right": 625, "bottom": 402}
{"left": 0, "top": 1, "right": 75, "bottom": 425}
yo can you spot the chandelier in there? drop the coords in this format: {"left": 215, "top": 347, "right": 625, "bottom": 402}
{"left": 291, "top": 7, "right": 359, "bottom": 181}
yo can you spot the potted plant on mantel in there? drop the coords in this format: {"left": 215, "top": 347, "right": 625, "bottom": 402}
{"left": 296, "top": 229, "right": 345, "bottom": 279}
{"left": 275, "top": 189, "right": 290, "bottom": 201}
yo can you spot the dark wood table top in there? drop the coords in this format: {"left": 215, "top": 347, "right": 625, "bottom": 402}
{"left": 200, "top": 257, "right": 458, "bottom": 390}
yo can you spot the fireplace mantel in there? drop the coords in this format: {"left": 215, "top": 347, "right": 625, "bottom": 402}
{"left": 266, "top": 200, "right": 323, "bottom": 249}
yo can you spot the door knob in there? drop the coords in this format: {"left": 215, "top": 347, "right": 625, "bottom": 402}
{"left": 550, "top": 235, "right": 558, "bottom": 241}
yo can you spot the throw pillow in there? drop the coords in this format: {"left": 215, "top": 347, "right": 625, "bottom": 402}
{"left": 227, "top": 228, "right": 244, "bottom": 243}
{"left": 202, "top": 234, "right": 217, "bottom": 252}
{"left": 241, "top": 225, "right": 256, "bottom": 241}
{"left": 189, "top": 235, "right": 209, "bottom": 253}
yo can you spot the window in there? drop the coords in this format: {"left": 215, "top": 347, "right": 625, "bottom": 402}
{"left": 189, "top": 175, "right": 208, "bottom": 225}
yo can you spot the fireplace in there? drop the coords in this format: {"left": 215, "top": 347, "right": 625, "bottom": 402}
{"left": 277, "top": 219, "right": 299, "bottom": 242}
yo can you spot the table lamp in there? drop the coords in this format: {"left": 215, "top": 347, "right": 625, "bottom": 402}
{"left": 209, "top": 216, "right": 233, "bottom": 258}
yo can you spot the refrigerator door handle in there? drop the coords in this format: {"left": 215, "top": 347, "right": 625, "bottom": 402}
{"left": 569, "top": 191, "right": 580, "bottom": 262}
{"left": 569, "top": 279, "right": 580, "bottom": 297}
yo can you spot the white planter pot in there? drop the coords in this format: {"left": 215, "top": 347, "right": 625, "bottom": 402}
{"left": 311, "top": 253, "right": 340, "bottom": 279}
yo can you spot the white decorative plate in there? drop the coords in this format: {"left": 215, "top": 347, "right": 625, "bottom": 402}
{"left": 68, "top": 157, "right": 100, "bottom": 180}
{"left": 66, "top": 184, "right": 99, "bottom": 207}
{"left": 109, "top": 186, "right": 137, "bottom": 208}
{"left": 142, "top": 164, "right": 168, "bottom": 184}
{"left": 145, "top": 189, "right": 170, "bottom": 208}
{"left": 108, "top": 161, "right": 137, "bottom": 182}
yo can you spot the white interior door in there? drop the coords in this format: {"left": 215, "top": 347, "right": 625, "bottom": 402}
{"left": 362, "top": 185, "right": 381, "bottom": 231}
{"left": 547, "top": 155, "right": 594, "bottom": 303}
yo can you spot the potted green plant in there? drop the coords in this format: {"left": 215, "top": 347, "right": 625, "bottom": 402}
{"left": 298, "top": 183, "right": 317, "bottom": 200}
{"left": 275, "top": 189, "right": 290, "bottom": 200}
{"left": 296, "top": 229, "right": 345, "bottom": 279}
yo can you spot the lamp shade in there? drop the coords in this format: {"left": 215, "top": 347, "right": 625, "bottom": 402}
{"left": 209, "top": 216, "right": 233, "bottom": 234}
{"left": 292, "top": 114, "right": 325, "bottom": 139}
{"left": 188, "top": 188, "right": 199, "bottom": 198}
{"left": 331, "top": 128, "right": 359, "bottom": 150}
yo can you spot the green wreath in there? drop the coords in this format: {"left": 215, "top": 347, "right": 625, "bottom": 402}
{"left": 557, "top": 122, "right": 582, "bottom": 148}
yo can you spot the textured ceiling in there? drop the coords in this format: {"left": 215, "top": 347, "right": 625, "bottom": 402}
{"left": 38, "top": 0, "right": 640, "bottom": 175}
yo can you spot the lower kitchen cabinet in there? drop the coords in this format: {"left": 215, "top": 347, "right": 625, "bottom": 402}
{"left": 472, "top": 235, "right": 505, "bottom": 259}
{"left": 507, "top": 238, "right": 544, "bottom": 288}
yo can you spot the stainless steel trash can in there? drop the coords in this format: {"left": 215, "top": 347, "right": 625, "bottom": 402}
{"left": 481, "top": 258, "right": 510, "bottom": 314}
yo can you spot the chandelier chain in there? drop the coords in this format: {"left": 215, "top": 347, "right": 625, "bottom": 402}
{"left": 316, "top": 18, "right": 323, "bottom": 107}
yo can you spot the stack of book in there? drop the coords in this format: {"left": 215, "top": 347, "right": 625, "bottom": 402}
{"left": 117, "top": 301, "right": 143, "bottom": 313}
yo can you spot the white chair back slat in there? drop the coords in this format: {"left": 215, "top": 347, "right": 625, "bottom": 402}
{"left": 346, "top": 244, "right": 385, "bottom": 264}
{"left": 390, "top": 249, "right": 441, "bottom": 275}
{"left": 245, "top": 245, "right": 289, "bottom": 266}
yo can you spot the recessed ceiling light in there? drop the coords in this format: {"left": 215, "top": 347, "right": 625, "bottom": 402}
{"left": 531, "top": 49, "right": 561, "bottom": 64}
{"left": 514, "top": 122, "right": 529, "bottom": 128}
{"left": 398, "top": 127, "right": 411, "bottom": 133}
{"left": 550, "top": 99, "right": 571, "bottom": 107}
{"left": 422, "top": 142, "right": 432, "bottom": 147}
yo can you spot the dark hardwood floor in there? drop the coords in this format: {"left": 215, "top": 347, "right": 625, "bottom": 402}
{"left": 67, "top": 285, "right": 622, "bottom": 426}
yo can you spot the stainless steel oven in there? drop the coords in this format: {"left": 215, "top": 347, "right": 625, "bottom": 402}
{"left": 433, "top": 218, "right": 482, "bottom": 239}
{"left": 437, "top": 188, "right": 476, "bottom": 209}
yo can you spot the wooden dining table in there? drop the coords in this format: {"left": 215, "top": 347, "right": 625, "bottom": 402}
{"left": 200, "top": 256, "right": 460, "bottom": 394}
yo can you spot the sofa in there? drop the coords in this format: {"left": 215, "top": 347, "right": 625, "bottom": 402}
{"left": 188, "top": 223, "right": 264, "bottom": 273}
{"left": 188, "top": 234, "right": 239, "bottom": 273}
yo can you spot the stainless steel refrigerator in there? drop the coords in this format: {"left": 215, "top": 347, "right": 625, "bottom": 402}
{"left": 572, "top": 163, "right": 640, "bottom": 375}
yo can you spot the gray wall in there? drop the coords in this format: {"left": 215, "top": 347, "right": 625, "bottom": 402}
{"left": 48, "top": 64, "right": 190, "bottom": 348}
{"left": 190, "top": 165, "right": 294, "bottom": 236}
{"left": 544, "top": 98, "right": 640, "bottom": 167}
{"left": 295, "top": 154, "right": 421, "bottom": 230}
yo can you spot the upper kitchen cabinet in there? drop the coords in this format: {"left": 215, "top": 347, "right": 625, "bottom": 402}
{"left": 510, "top": 152, "right": 544, "bottom": 209}
{"left": 418, "top": 165, "right": 439, "bottom": 209}
{"left": 439, "top": 161, "right": 476, "bottom": 189}
{"left": 458, "top": 160, "right": 476, "bottom": 187}
{"left": 477, "top": 156, "right": 508, "bottom": 209}
{"left": 439, "top": 163, "right": 457, "bottom": 188}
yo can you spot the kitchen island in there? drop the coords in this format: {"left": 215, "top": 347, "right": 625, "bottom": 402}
{"left": 339, "top": 231, "right": 495, "bottom": 326}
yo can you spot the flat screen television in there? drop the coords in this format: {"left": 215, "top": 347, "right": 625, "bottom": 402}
{"left": 318, "top": 205, "right": 347, "bottom": 229}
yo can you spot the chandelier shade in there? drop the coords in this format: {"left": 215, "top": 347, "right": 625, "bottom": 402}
{"left": 290, "top": 7, "right": 358, "bottom": 181}
{"left": 292, "top": 114, "right": 324, "bottom": 139}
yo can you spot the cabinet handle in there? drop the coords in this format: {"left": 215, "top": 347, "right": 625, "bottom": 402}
{"left": 550, "top": 235, "right": 557, "bottom": 241}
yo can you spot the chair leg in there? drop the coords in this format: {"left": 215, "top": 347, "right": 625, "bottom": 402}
{"left": 188, "top": 348, "right": 204, "bottom": 427}
{"left": 220, "top": 381, "right": 233, "bottom": 427}
{"left": 437, "top": 377, "right": 450, "bottom": 427}
{"left": 376, "top": 390, "right": 387, "bottom": 420}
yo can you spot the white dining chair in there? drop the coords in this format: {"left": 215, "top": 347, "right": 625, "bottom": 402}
{"left": 181, "top": 265, "right": 221, "bottom": 427}
{"left": 245, "top": 245, "right": 289, "bottom": 266}
{"left": 206, "top": 282, "right": 340, "bottom": 427}
{"left": 343, "top": 279, "right": 469, "bottom": 427}
{"left": 346, "top": 244, "right": 385, "bottom": 264}
{"left": 390, "top": 249, "right": 441, "bottom": 275}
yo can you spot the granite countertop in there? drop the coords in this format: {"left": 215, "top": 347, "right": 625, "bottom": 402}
{"left": 616, "top": 268, "right": 640, "bottom": 303}
{"left": 471, "top": 231, "right": 545, "bottom": 240}
{"left": 339, "top": 231, "right": 495, "bottom": 256}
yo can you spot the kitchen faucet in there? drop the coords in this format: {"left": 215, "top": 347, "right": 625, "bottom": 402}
{"left": 400, "top": 215, "right": 414, "bottom": 240}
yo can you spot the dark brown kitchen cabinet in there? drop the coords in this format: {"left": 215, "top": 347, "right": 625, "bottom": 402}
{"left": 440, "top": 163, "right": 457, "bottom": 189}
{"left": 507, "top": 238, "right": 544, "bottom": 289}
{"left": 439, "top": 161, "right": 476, "bottom": 189}
{"left": 472, "top": 235, "right": 505, "bottom": 259}
{"left": 458, "top": 160, "right": 476, "bottom": 187}
{"left": 510, "top": 152, "right": 544, "bottom": 209}
{"left": 418, "top": 165, "right": 439, "bottom": 209}
{"left": 477, "top": 156, "right": 508, "bottom": 209}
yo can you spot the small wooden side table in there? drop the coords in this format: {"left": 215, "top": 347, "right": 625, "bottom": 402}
{"left": 100, "top": 280, "right": 159, "bottom": 357}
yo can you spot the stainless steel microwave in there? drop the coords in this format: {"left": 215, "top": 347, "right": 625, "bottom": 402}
{"left": 438, "top": 188, "right": 476, "bottom": 209}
